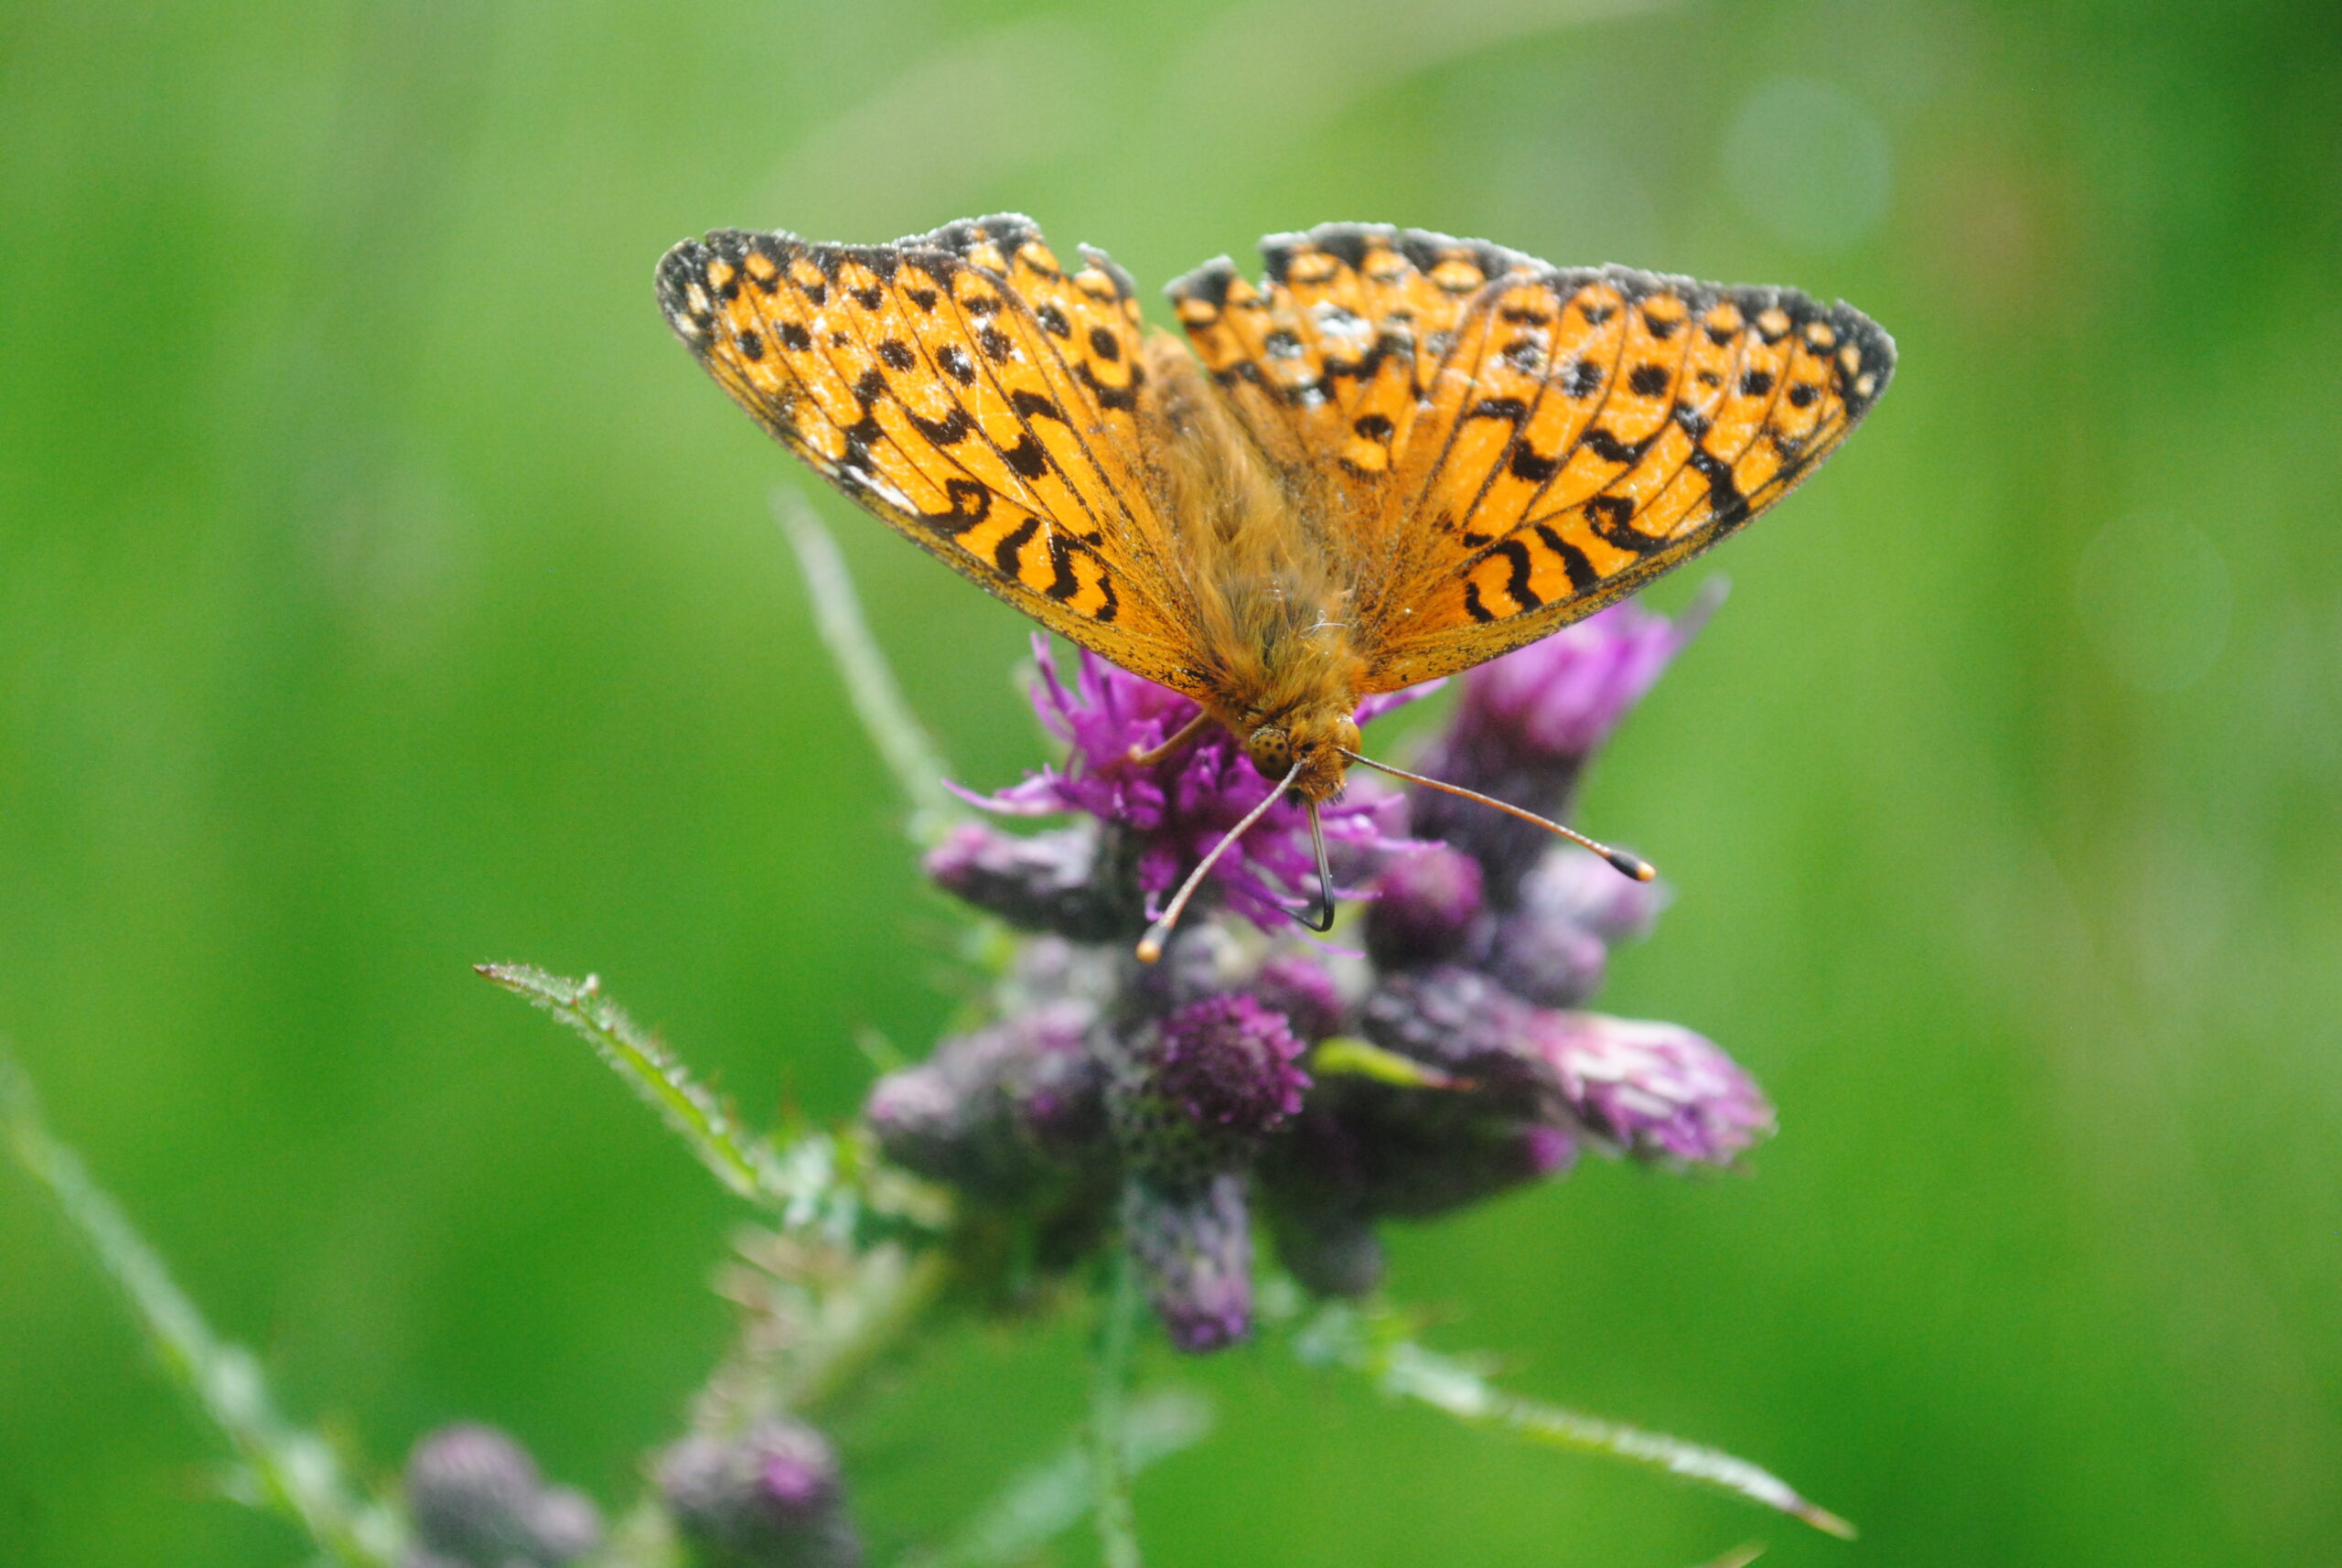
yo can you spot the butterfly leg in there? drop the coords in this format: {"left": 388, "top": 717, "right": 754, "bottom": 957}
{"left": 1124, "top": 709, "right": 1215, "bottom": 768}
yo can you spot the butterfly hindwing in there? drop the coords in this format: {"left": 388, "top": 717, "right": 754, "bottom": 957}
{"left": 657, "top": 216, "right": 1208, "bottom": 697}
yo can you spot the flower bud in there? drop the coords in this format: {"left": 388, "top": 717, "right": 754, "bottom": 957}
{"left": 923, "top": 822, "right": 1137, "bottom": 942}
{"left": 659, "top": 1419, "right": 863, "bottom": 1568}
{"left": 1364, "top": 845, "right": 1486, "bottom": 970}
{"left": 1110, "top": 994, "right": 1308, "bottom": 1187}
{"left": 403, "top": 1423, "right": 601, "bottom": 1567}
{"left": 1531, "top": 1013, "right": 1773, "bottom": 1165}
{"left": 1124, "top": 1171, "right": 1253, "bottom": 1352}
{"left": 1248, "top": 953, "right": 1347, "bottom": 1043}
{"left": 865, "top": 1001, "right": 1103, "bottom": 1198}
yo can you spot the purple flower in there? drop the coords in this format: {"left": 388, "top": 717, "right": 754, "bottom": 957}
{"left": 865, "top": 1000, "right": 1104, "bottom": 1198}
{"left": 1364, "top": 843, "right": 1488, "bottom": 970}
{"left": 659, "top": 1419, "right": 862, "bottom": 1568}
{"left": 951, "top": 637, "right": 1409, "bottom": 932}
{"left": 1110, "top": 994, "right": 1309, "bottom": 1191}
{"left": 1409, "top": 596, "right": 1711, "bottom": 902}
{"left": 921, "top": 821, "right": 1136, "bottom": 941}
{"left": 1147, "top": 994, "right": 1309, "bottom": 1134}
{"left": 1124, "top": 1171, "right": 1254, "bottom": 1352}
{"left": 403, "top": 1423, "right": 602, "bottom": 1568}
{"left": 1531, "top": 1013, "right": 1774, "bottom": 1165}
{"left": 1247, "top": 953, "right": 1348, "bottom": 1043}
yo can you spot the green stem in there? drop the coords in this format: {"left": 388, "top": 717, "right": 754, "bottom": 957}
{"left": 1088, "top": 1249, "right": 1145, "bottom": 1568}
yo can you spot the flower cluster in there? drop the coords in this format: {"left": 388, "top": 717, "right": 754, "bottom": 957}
{"left": 872, "top": 601, "right": 1772, "bottom": 1351}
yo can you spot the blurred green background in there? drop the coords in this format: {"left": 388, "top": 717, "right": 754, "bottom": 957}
{"left": 5, "top": 0, "right": 2338, "bottom": 1562}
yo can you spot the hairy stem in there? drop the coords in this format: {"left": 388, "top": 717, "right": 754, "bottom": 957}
{"left": 1088, "top": 1249, "right": 1146, "bottom": 1568}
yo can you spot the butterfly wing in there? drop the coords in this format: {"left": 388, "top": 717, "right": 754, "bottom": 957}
{"left": 1166, "top": 224, "right": 1534, "bottom": 530}
{"left": 1166, "top": 227, "right": 1894, "bottom": 692}
{"left": 658, "top": 214, "right": 1209, "bottom": 697}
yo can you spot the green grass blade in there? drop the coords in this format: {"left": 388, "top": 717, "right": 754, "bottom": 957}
{"left": 0, "top": 1058, "right": 402, "bottom": 1565}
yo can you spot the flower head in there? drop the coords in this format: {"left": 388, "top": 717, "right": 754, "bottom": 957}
{"left": 1124, "top": 1171, "right": 1254, "bottom": 1352}
{"left": 659, "top": 1418, "right": 863, "bottom": 1568}
{"left": 403, "top": 1423, "right": 602, "bottom": 1568}
{"left": 951, "top": 637, "right": 1409, "bottom": 931}
{"left": 1531, "top": 1013, "right": 1775, "bottom": 1165}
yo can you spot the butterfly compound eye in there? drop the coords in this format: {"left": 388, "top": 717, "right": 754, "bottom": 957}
{"left": 1246, "top": 727, "right": 1293, "bottom": 778}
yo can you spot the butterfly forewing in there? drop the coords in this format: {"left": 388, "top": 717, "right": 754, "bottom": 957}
{"left": 1166, "top": 224, "right": 1535, "bottom": 514}
{"left": 1359, "top": 267, "right": 1895, "bottom": 690}
{"left": 657, "top": 216, "right": 1209, "bottom": 697}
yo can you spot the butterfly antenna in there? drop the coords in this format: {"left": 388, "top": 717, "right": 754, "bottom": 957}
{"left": 1136, "top": 760, "right": 1306, "bottom": 963}
{"left": 1299, "top": 800, "right": 1338, "bottom": 933}
{"left": 1337, "top": 748, "right": 1657, "bottom": 883}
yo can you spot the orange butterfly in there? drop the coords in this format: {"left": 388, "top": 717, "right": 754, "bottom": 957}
{"left": 657, "top": 216, "right": 1893, "bottom": 953}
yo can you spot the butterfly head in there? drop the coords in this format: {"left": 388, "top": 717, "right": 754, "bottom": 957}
{"left": 1240, "top": 708, "right": 1360, "bottom": 804}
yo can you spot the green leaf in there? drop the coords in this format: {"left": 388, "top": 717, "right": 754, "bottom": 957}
{"left": 478, "top": 962, "right": 770, "bottom": 1202}
{"left": 1293, "top": 1301, "right": 1854, "bottom": 1540}
{"left": 0, "top": 1057, "right": 403, "bottom": 1565}
{"left": 1307, "top": 1036, "right": 1472, "bottom": 1090}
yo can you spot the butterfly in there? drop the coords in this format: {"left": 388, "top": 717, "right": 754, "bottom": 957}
{"left": 656, "top": 215, "right": 1894, "bottom": 955}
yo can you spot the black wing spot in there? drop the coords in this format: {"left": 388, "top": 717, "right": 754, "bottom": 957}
{"left": 1585, "top": 494, "right": 1663, "bottom": 553}
{"left": 1042, "top": 533, "right": 1082, "bottom": 601}
{"left": 992, "top": 516, "right": 1039, "bottom": 578}
{"left": 1087, "top": 325, "right": 1121, "bottom": 361}
{"left": 1463, "top": 581, "right": 1497, "bottom": 622}
{"left": 1493, "top": 539, "right": 1543, "bottom": 610}
{"left": 736, "top": 328, "right": 764, "bottom": 360}
{"left": 926, "top": 478, "right": 992, "bottom": 536}
{"left": 1788, "top": 381, "right": 1821, "bottom": 408}
{"left": 1563, "top": 359, "right": 1604, "bottom": 398}
{"left": 1582, "top": 426, "right": 1640, "bottom": 465}
{"left": 778, "top": 321, "right": 812, "bottom": 351}
{"left": 877, "top": 338, "right": 915, "bottom": 371}
{"left": 978, "top": 326, "right": 1015, "bottom": 361}
{"left": 908, "top": 287, "right": 939, "bottom": 312}
{"left": 1036, "top": 303, "right": 1071, "bottom": 338}
{"left": 939, "top": 345, "right": 977, "bottom": 384}
{"left": 1076, "top": 360, "right": 1139, "bottom": 412}
{"left": 1469, "top": 397, "right": 1529, "bottom": 424}
{"left": 1509, "top": 443, "right": 1559, "bottom": 483}
{"left": 1580, "top": 301, "right": 1617, "bottom": 325}
{"left": 1689, "top": 446, "right": 1750, "bottom": 530}
{"left": 908, "top": 407, "right": 973, "bottom": 446}
{"left": 1353, "top": 412, "right": 1394, "bottom": 441}
{"left": 1628, "top": 362, "right": 1671, "bottom": 397}
{"left": 1002, "top": 434, "right": 1048, "bottom": 478}
{"left": 1499, "top": 303, "right": 1553, "bottom": 325}
{"left": 1642, "top": 308, "right": 1682, "bottom": 340}
{"left": 1740, "top": 369, "right": 1774, "bottom": 397}
{"left": 854, "top": 368, "right": 886, "bottom": 404}
{"left": 1009, "top": 389, "right": 1065, "bottom": 423}
{"left": 962, "top": 292, "right": 1002, "bottom": 317}
{"left": 1533, "top": 522, "right": 1601, "bottom": 592}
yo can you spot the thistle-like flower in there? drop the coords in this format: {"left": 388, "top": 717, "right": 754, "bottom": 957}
{"left": 949, "top": 635, "right": 1411, "bottom": 931}
{"left": 403, "top": 1423, "right": 602, "bottom": 1568}
{"left": 891, "top": 592, "right": 1771, "bottom": 1348}
{"left": 659, "top": 1418, "right": 864, "bottom": 1568}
